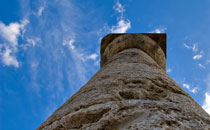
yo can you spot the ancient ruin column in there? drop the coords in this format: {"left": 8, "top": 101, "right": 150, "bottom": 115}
{"left": 37, "top": 34, "right": 210, "bottom": 130}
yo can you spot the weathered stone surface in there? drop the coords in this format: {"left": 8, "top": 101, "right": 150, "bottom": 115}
{"left": 37, "top": 34, "right": 210, "bottom": 130}
{"left": 101, "top": 34, "right": 166, "bottom": 69}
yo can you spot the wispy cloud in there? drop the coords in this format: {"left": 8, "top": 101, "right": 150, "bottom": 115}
{"left": 1, "top": 47, "right": 19, "bottom": 67}
{"left": 202, "top": 92, "right": 210, "bottom": 115}
{"left": 0, "top": 19, "right": 29, "bottom": 67}
{"left": 13, "top": 1, "right": 94, "bottom": 118}
{"left": 10, "top": 0, "right": 129, "bottom": 121}
{"left": 63, "top": 38, "right": 99, "bottom": 85}
{"left": 87, "top": 53, "right": 98, "bottom": 60}
{"left": 183, "top": 42, "right": 206, "bottom": 68}
{"left": 150, "top": 26, "right": 167, "bottom": 33}
{"left": 63, "top": 39, "right": 75, "bottom": 50}
{"left": 198, "top": 63, "right": 205, "bottom": 69}
{"left": 166, "top": 68, "right": 172, "bottom": 73}
{"left": 63, "top": 39, "right": 98, "bottom": 62}
{"left": 184, "top": 43, "right": 198, "bottom": 52}
{"left": 192, "top": 44, "right": 198, "bottom": 52}
{"left": 193, "top": 54, "right": 203, "bottom": 60}
{"left": 111, "top": 0, "right": 131, "bottom": 33}
{"left": 111, "top": 19, "right": 131, "bottom": 33}
{"left": 63, "top": 38, "right": 85, "bottom": 61}
{"left": 183, "top": 83, "right": 198, "bottom": 94}
{"left": 26, "top": 37, "right": 41, "bottom": 46}
{"left": 113, "top": 0, "right": 125, "bottom": 15}
{"left": 37, "top": 6, "right": 44, "bottom": 17}
{"left": 183, "top": 43, "right": 191, "bottom": 49}
{"left": 0, "top": 19, "right": 28, "bottom": 46}
{"left": 18, "top": 0, "right": 103, "bottom": 101}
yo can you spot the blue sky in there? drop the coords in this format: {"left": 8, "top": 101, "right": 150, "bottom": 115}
{"left": 0, "top": 0, "right": 210, "bottom": 129}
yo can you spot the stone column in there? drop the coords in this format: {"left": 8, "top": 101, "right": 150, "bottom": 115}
{"left": 37, "top": 34, "right": 210, "bottom": 130}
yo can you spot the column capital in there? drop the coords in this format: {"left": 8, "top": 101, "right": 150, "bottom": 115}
{"left": 100, "top": 33, "right": 167, "bottom": 69}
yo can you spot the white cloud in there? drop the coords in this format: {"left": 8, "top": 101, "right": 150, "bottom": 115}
{"left": 38, "top": 7, "right": 44, "bottom": 16}
{"left": 0, "top": 19, "right": 29, "bottom": 67}
{"left": 63, "top": 39, "right": 99, "bottom": 62}
{"left": 63, "top": 39, "right": 100, "bottom": 67}
{"left": 113, "top": 0, "right": 125, "bottom": 14}
{"left": 193, "top": 54, "right": 203, "bottom": 60}
{"left": 166, "top": 68, "right": 172, "bottom": 73}
{"left": 183, "top": 83, "right": 198, "bottom": 94}
{"left": 192, "top": 44, "right": 198, "bottom": 52}
{"left": 26, "top": 37, "right": 41, "bottom": 47}
{"left": 0, "top": 19, "right": 29, "bottom": 46}
{"left": 14, "top": 0, "right": 104, "bottom": 119}
{"left": 183, "top": 43, "right": 191, "bottom": 49}
{"left": 63, "top": 39, "right": 75, "bottom": 50}
{"left": 150, "top": 27, "right": 167, "bottom": 33}
{"left": 202, "top": 92, "right": 210, "bottom": 115}
{"left": 110, "top": 0, "right": 131, "bottom": 33}
{"left": 87, "top": 53, "right": 98, "bottom": 60}
{"left": 63, "top": 38, "right": 88, "bottom": 83}
{"left": 206, "top": 60, "right": 210, "bottom": 64}
{"left": 203, "top": 75, "right": 210, "bottom": 115}
{"left": 94, "top": 59, "right": 100, "bottom": 66}
{"left": 69, "top": 40, "right": 75, "bottom": 50}
{"left": 63, "top": 39, "right": 86, "bottom": 61}
{"left": 183, "top": 43, "right": 198, "bottom": 52}
{"left": 198, "top": 63, "right": 205, "bottom": 69}
{"left": 111, "top": 19, "right": 131, "bottom": 33}
{"left": 2, "top": 48, "right": 19, "bottom": 67}
{"left": 183, "top": 83, "right": 190, "bottom": 89}
{"left": 31, "top": 61, "right": 39, "bottom": 69}
{"left": 190, "top": 87, "right": 198, "bottom": 93}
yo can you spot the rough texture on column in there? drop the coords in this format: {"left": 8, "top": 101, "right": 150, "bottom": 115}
{"left": 101, "top": 34, "right": 166, "bottom": 69}
{"left": 37, "top": 33, "right": 210, "bottom": 130}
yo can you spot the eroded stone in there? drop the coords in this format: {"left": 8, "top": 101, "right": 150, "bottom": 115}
{"left": 37, "top": 34, "right": 210, "bottom": 130}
